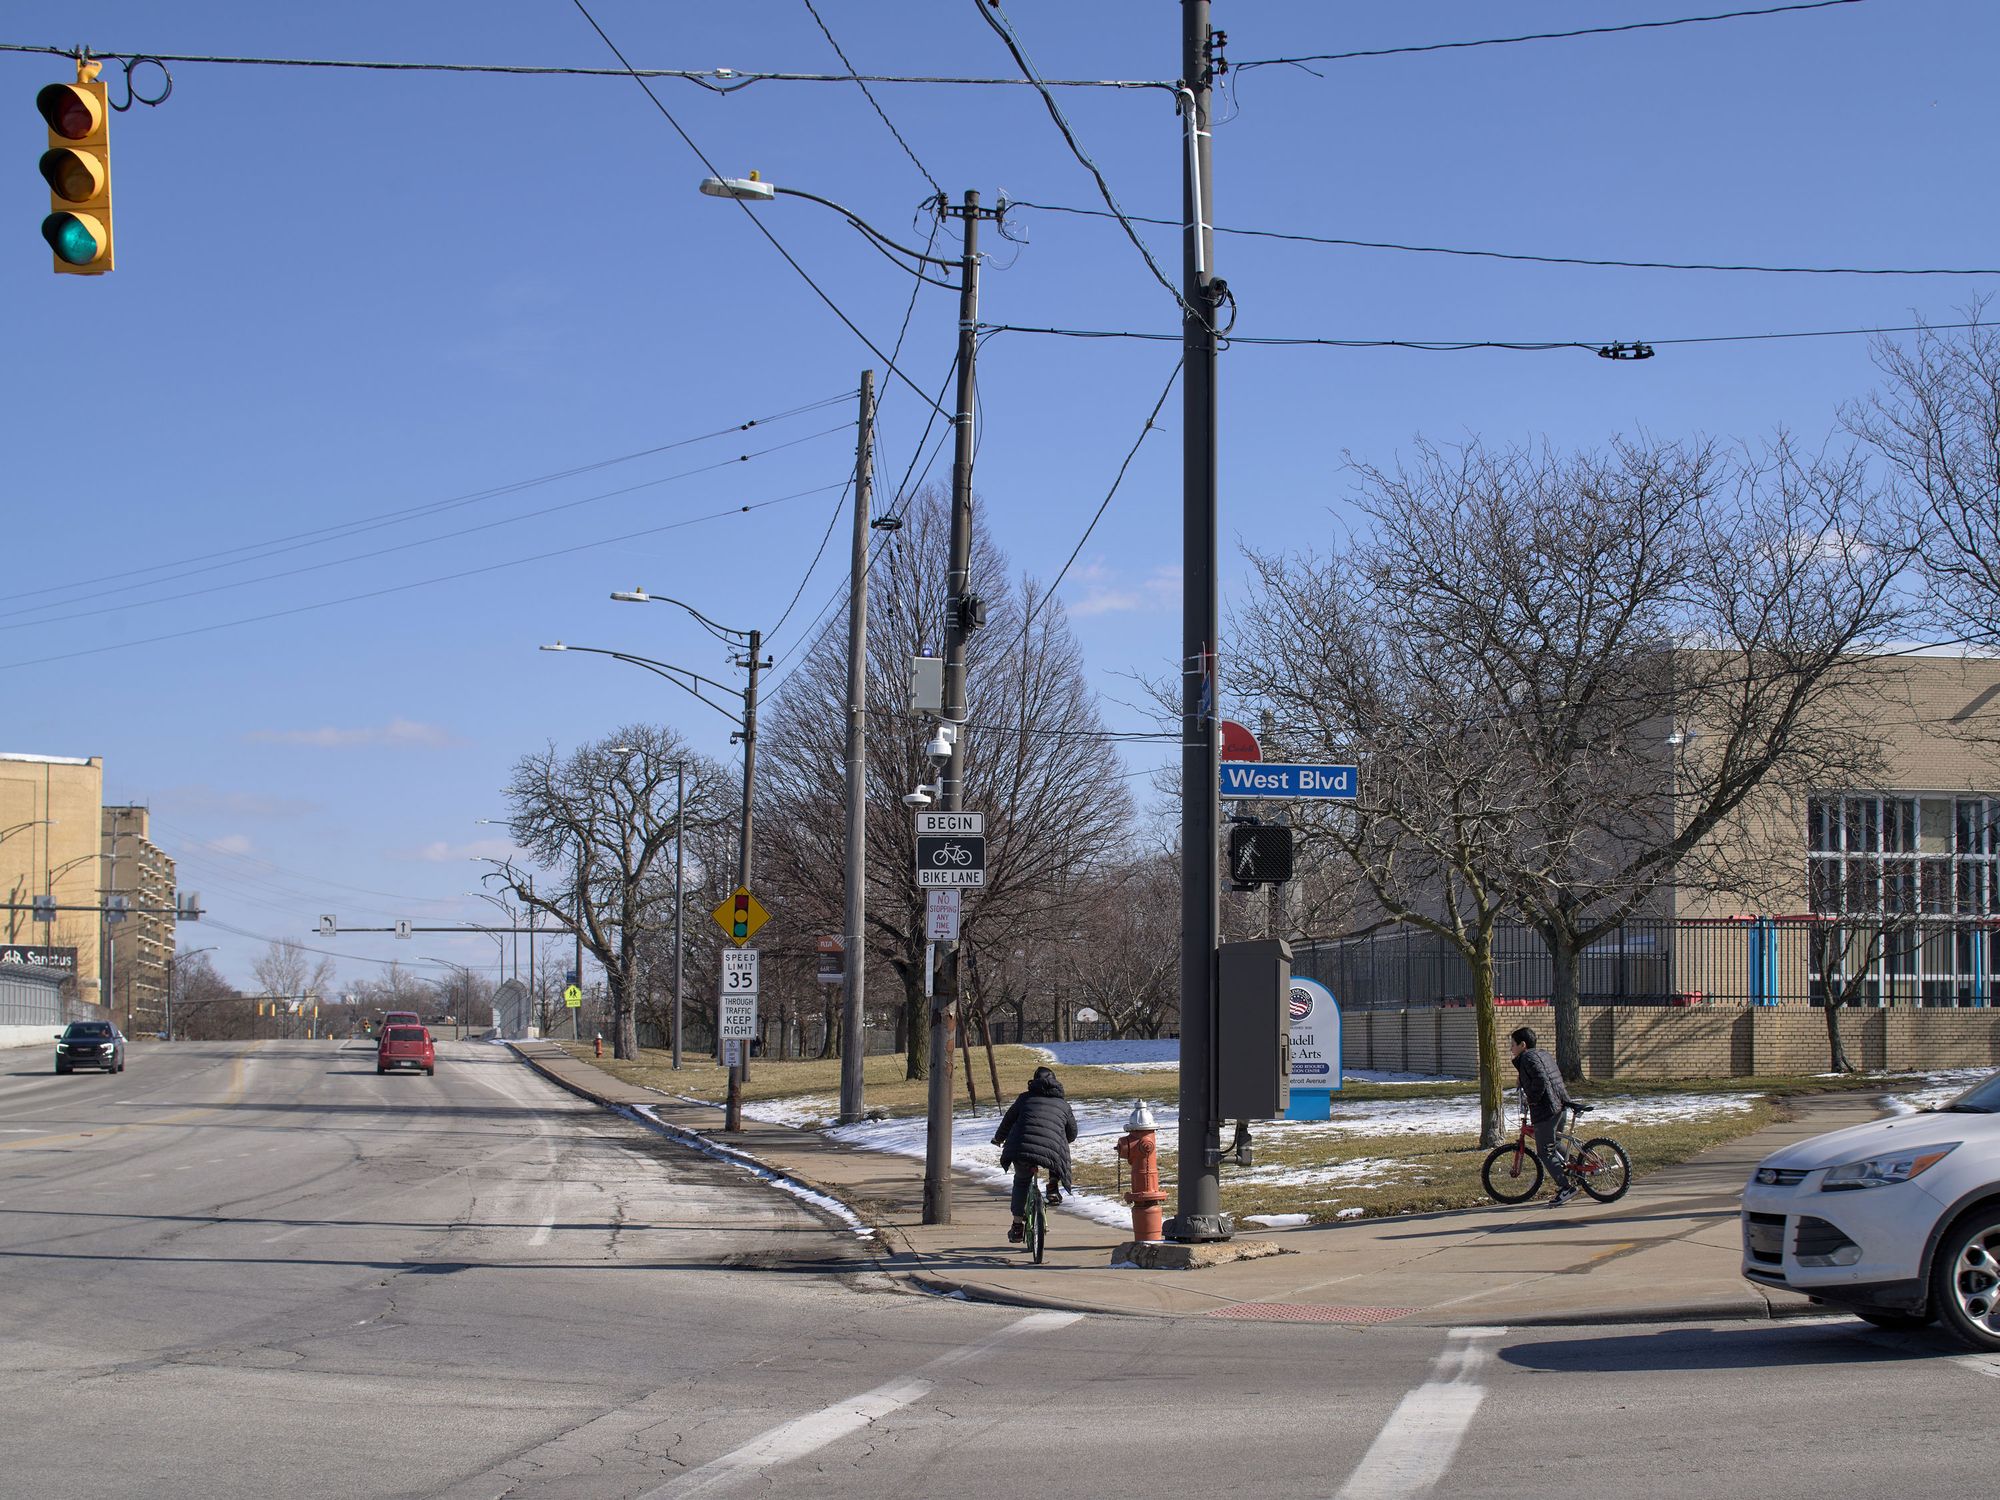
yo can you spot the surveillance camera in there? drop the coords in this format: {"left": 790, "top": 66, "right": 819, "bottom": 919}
{"left": 902, "top": 785, "right": 935, "bottom": 808}
{"left": 925, "top": 734, "right": 953, "bottom": 763}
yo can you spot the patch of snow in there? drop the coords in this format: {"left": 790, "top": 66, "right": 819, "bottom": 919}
{"left": 1032, "top": 1041, "right": 1181, "bottom": 1068}
{"left": 1243, "top": 1213, "right": 1311, "bottom": 1228}
{"left": 1336, "top": 1207, "right": 1366, "bottom": 1219}
{"left": 1882, "top": 1067, "right": 1996, "bottom": 1116}
{"left": 741, "top": 1094, "right": 841, "bottom": 1129}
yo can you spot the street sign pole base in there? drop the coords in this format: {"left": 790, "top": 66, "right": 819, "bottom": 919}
{"left": 1164, "top": 1212, "right": 1235, "bottom": 1244}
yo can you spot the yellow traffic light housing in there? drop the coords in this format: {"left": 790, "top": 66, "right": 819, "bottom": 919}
{"left": 38, "top": 72, "right": 113, "bottom": 274}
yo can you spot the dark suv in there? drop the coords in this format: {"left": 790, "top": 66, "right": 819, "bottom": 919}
{"left": 55, "top": 1020, "right": 125, "bottom": 1074}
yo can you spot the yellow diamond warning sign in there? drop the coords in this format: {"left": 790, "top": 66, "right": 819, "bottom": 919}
{"left": 710, "top": 885, "right": 769, "bottom": 947}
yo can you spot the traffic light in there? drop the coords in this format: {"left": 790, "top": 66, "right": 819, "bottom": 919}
{"left": 1228, "top": 822, "right": 1294, "bottom": 888}
{"left": 731, "top": 891, "right": 751, "bottom": 942}
{"left": 37, "top": 73, "right": 113, "bottom": 274}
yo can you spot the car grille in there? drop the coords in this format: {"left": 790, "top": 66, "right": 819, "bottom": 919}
{"left": 1744, "top": 1211, "right": 1786, "bottom": 1266}
{"left": 1754, "top": 1167, "right": 1809, "bottom": 1187}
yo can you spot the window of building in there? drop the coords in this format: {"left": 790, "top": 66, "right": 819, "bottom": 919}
{"left": 1806, "top": 794, "right": 2000, "bottom": 1006}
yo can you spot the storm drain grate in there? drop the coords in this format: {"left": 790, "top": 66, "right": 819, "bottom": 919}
{"left": 1205, "top": 1303, "right": 1416, "bottom": 1324}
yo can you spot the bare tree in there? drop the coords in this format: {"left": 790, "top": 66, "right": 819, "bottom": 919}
{"left": 492, "top": 725, "right": 730, "bottom": 1059}
{"left": 1344, "top": 435, "right": 1901, "bottom": 1079}
{"left": 168, "top": 951, "right": 245, "bottom": 1040}
{"left": 253, "top": 937, "right": 335, "bottom": 1007}
{"left": 1050, "top": 854, "right": 1182, "bottom": 1039}
{"left": 757, "top": 485, "right": 1134, "bottom": 1079}
{"left": 1234, "top": 544, "right": 1529, "bottom": 1144}
{"left": 1848, "top": 314, "right": 2000, "bottom": 648}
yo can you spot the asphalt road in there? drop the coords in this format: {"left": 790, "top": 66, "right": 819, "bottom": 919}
{"left": 2, "top": 1038, "right": 1995, "bottom": 1500}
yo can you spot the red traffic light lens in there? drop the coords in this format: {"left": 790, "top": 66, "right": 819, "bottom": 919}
{"left": 36, "top": 83, "right": 100, "bottom": 140}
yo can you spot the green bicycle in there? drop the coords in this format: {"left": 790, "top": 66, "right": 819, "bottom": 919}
{"left": 1021, "top": 1176, "right": 1048, "bottom": 1263}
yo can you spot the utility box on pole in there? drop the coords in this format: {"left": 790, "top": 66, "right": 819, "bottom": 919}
{"left": 1216, "top": 938, "right": 1291, "bottom": 1120}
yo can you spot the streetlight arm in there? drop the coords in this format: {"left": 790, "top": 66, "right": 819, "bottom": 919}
{"left": 607, "top": 590, "right": 752, "bottom": 645}
{"left": 542, "top": 644, "right": 746, "bottom": 728}
{"left": 771, "top": 185, "right": 962, "bottom": 273}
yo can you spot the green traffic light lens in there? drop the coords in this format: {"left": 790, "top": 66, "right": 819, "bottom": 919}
{"left": 41, "top": 213, "right": 100, "bottom": 265}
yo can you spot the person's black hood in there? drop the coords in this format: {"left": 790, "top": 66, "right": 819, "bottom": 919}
{"left": 1029, "top": 1065, "right": 1065, "bottom": 1098}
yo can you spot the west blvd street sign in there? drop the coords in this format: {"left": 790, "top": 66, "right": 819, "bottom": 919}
{"left": 1219, "top": 762, "right": 1358, "bottom": 800}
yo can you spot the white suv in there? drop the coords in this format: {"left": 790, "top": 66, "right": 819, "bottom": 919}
{"left": 1742, "top": 1071, "right": 2000, "bottom": 1350}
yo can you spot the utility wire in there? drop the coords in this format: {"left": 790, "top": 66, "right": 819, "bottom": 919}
{"left": 567, "top": 0, "right": 952, "bottom": 418}
{"left": 799, "top": 0, "right": 944, "bottom": 197}
{"left": 980, "top": 319, "right": 1993, "bottom": 353}
{"left": 1025, "top": 359, "right": 1183, "bottom": 638}
{"left": 765, "top": 218, "right": 941, "bottom": 654}
{"left": 1006, "top": 200, "right": 2000, "bottom": 279}
{"left": 0, "top": 426, "right": 854, "bottom": 634}
{"left": 1236, "top": 0, "right": 1872, "bottom": 72}
{"left": 0, "top": 482, "right": 842, "bottom": 673}
{"left": 973, "top": 0, "right": 1197, "bottom": 323}
{"left": 0, "top": 41, "right": 1166, "bottom": 90}
{"left": 0, "top": 391, "right": 851, "bottom": 611}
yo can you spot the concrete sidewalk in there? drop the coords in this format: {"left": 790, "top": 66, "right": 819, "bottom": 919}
{"left": 508, "top": 1039, "right": 1876, "bottom": 1328}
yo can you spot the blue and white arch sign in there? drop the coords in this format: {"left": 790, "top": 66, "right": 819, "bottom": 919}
{"left": 1285, "top": 976, "right": 1341, "bottom": 1121}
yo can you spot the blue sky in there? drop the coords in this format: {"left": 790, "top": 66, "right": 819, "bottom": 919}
{"left": 6, "top": 1, "right": 1993, "bottom": 989}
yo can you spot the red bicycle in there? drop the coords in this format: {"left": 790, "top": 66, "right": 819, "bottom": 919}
{"left": 1481, "top": 1099, "right": 1631, "bottom": 1204}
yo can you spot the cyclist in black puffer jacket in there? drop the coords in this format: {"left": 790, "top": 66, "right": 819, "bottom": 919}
{"left": 993, "top": 1065, "right": 1078, "bottom": 1243}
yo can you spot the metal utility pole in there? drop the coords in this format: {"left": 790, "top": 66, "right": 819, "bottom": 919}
{"left": 924, "top": 190, "right": 991, "bottom": 1226}
{"left": 672, "top": 760, "right": 686, "bottom": 1070}
{"left": 1170, "top": 0, "right": 1230, "bottom": 1243}
{"left": 574, "top": 861, "right": 585, "bottom": 1041}
{"left": 526, "top": 873, "right": 536, "bottom": 1035}
{"left": 722, "top": 628, "right": 765, "bottom": 1131}
{"left": 840, "top": 370, "right": 876, "bottom": 1124}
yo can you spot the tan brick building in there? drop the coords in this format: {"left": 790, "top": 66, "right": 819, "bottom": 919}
{"left": 104, "top": 805, "right": 176, "bottom": 1032}
{"left": 0, "top": 752, "right": 103, "bottom": 1000}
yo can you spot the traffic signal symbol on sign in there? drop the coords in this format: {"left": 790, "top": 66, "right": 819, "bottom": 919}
{"left": 709, "top": 886, "right": 769, "bottom": 947}
{"left": 37, "top": 76, "right": 113, "bottom": 274}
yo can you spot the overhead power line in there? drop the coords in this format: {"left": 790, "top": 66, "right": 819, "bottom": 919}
{"left": 980, "top": 319, "right": 1994, "bottom": 354}
{"left": 0, "top": 389, "right": 852, "bottom": 611}
{"left": 799, "top": 0, "right": 944, "bottom": 197}
{"left": 0, "top": 40, "right": 1165, "bottom": 91}
{"left": 1236, "top": 1, "right": 1872, "bottom": 73}
{"left": 0, "top": 425, "right": 854, "bottom": 634}
{"left": 0, "top": 481, "right": 842, "bottom": 673}
{"left": 1005, "top": 201, "right": 2000, "bottom": 279}
{"left": 565, "top": 0, "right": 953, "bottom": 419}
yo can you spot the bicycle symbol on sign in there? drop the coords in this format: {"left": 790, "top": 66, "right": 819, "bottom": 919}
{"left": 929, "top": 842, "right": 975, "bottom": 867}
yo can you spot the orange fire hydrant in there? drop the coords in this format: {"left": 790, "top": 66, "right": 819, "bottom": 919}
{"left": 1114, "top": 1101, "right": 1168, "bottom": 1242}
{"left": 594, "top": 1032, "right": 603, "bottom": 1058}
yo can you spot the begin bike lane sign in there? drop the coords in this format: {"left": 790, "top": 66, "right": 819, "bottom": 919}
{"left": 915, "top": 810, "right": 985, "bottom": 889}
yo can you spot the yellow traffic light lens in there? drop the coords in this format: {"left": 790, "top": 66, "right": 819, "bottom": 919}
{"left": 39, "top": 147, "right": 105, "bottom": 203}
{"left": 42, "top": 212, "right": 106, "bottom": 266}
{"left": 36, "top": 83, "right": 102, "bottom": 140}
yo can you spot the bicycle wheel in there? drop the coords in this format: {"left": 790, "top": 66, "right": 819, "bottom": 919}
{"left": 1573, "top": 1137, "right": 1632, "bottom": 1203}
{"left": 1481, "top": 1143, "right": 1544, "bottom": 1204}
{"left": 1025, "top": 1184, "right": 1047, "bottom": 1263}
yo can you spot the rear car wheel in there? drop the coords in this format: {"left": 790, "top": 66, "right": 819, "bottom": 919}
{"left": 1930, "top": 1206, "right": 2000, "bottom": 1352}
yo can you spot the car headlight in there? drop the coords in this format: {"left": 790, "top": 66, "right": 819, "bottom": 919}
{"left": 1821, "top": 1143, "right": 1959, "bottom": 1191}
{"left": 55, "top": 1043, "right": 68, "bottom": 1051}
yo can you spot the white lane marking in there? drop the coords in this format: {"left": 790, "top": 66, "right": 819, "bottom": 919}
{"left": 1333, "top": 1327, "right": 1507, "bottom": 1500}
{"left": 641, "top": 1311, "right": 1081, "bottom": 1498}
{"left": 530, "top": 1211, "right": 557, "bottom": 1247}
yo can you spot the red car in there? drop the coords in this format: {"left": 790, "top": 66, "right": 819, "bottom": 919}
{"left": 376, "top": 1024, "right": 435, "bottom": 1076}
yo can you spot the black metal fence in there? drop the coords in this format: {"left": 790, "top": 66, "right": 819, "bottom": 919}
{"left": 1294, "top": 916, "right": 2000, "bottom": 1010}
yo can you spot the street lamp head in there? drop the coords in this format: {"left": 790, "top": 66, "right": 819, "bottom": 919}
{"left": 699, "top": 173, "right": 776, "bottom": 201}
{"left": 610, "top": 587, "right": 651, "bottom": 603}
{"left": 540, "top": 641, "right": 567, "bottom": 652}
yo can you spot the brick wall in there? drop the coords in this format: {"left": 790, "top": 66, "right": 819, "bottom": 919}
{"left": 1340, "top": 1002, "right": 2000, "bottom": 1079}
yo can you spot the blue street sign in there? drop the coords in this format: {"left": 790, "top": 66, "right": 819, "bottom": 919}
{"left": 1219, "top": 762, "right": 1358, "bottom": 800}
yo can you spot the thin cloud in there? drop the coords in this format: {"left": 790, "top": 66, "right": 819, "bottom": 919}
{"left": 246, "top": 719, "right": 461, "bottom": 750}
{"left": 1067, "top": 564, "right": 1181, "bottom": 617}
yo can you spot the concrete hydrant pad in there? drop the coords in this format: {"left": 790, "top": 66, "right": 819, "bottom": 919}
{"left": 1112, "top": 1239, "right": 1291, "bottom": 1270}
